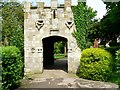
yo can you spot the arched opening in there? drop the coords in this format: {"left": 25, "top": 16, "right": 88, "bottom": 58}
{"left": 42, "top": 36, "right": 68, "bottom": 72}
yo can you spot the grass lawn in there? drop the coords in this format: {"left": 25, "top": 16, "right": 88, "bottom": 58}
{"left": 54, "top": 54, "right": 66, "bottom": 59}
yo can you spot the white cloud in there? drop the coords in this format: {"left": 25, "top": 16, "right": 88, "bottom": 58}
{"left": 86, "top": 0, "right": 107, "bottom": 19}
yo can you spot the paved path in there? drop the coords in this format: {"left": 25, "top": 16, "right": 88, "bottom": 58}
{"left": 18, "top": 58, "right": 118, "bottom": 89}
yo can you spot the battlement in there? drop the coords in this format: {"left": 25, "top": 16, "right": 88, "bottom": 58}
{"left": 30, "top": 5, "right": 64, "bottom": 10}
{"left": 24, "top": 0, "right": 75, "bottom": 11}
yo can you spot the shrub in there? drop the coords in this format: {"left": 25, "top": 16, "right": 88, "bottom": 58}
{"left": 110, "top": 42, "right": 120, "bottom": 47}
{"left": 99, "top": 45, "right": 105, "bottom": 49}
{"left": 109, "top": 49, "right": 120, "bottom": 88}
{"left": 115, "top": 49, "right": 120, "bottom": 77}
{"left": 0, "top": 60, "right": 2, "bottom": 88}
{"left": 86, "top": 42, "right": 93, "bottom": 48}
{"left": 105, "top": 46, "right": 120, "bottom": 56}
{"left": 79, "top": 48, "right": 112, "bottom": 81}
{"left": 115, "top": 49, "right": 120, "bottom": 88}
{"left": 1, "top": 46, "right": 23, "bottom": 90}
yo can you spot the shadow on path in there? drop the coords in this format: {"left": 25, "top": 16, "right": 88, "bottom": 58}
{"left": 44, "top": 57, "right": 68, "bottom": 72}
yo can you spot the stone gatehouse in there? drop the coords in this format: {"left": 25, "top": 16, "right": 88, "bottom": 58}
{"left": 24, "top": 0, "right": 81, "bottom": 75}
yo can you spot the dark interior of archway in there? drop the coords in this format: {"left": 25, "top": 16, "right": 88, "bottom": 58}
{"left": 42, "top": 36, "right": 68, "bottom": 72}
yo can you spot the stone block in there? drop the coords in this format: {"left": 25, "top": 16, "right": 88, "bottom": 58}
{"left": 24, "top": 2, "right": 31, "bottom": 12}
{"left": 65, "top": 0, "right": 71, "bottom": 10}
{"left": 24, "top": 13, "right": 28, "bottom": 19}
{"left": 37, "top": 2, "right": 44, "bottom": 8}
{"left": 51, "top": 0, "right": 57, "bottom": 9}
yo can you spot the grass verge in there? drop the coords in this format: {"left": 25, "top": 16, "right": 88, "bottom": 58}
{"left": 54, "top": 54, "right": 66, "bottom": 59}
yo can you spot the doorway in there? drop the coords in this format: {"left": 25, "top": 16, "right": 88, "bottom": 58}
{"left": 42, "top": 36, "right": 68, "bottom": 72}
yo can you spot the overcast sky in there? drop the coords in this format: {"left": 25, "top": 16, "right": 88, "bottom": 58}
{"left": 20, "top": 0, "right": 107, "bottom": 19}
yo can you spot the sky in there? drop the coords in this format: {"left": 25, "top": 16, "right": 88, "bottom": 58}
{"left": 86, "top": 0, "right": 107, "bottom": 19}
{"left": 21, "top": 0, "right": 107, "bottom": 19}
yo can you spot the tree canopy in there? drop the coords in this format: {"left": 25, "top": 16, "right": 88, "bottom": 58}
{"left": 1, "top": 2, "right": 24, "bottom": 54}
{"left": 84, "top": 1, "right": 120, "bottom": 46}
{"left": 99, "top": 1, "right": 120, "bottom": 43}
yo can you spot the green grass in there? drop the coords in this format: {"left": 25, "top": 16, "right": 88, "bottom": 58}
{"left": 54, "top": 54, "right": 66, "bottom": 59}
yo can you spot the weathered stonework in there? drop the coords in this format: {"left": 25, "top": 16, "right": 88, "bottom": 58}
{"left": 24, "top": 0, "right": 81, "bottom": 75}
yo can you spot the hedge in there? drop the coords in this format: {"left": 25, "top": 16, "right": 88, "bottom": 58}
{"left": 1, "top": 46, "right": 23, "bottom": 90}
{"left": 79, "top": 48, "right": 112, "bottom": 81}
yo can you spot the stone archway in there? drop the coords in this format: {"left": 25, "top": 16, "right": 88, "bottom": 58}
{"left": 42, "top": 36, "right": 68, "bottom": 71}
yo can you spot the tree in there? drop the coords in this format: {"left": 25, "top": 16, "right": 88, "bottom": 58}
{"left": 100, "top": 1, "right": 120, "bottom": 43}
{"left": 2, "top": 2, "right": 24, "bottom": 54}
{"left": 72, "top": 2, "right": 96, "bottom": 50}
{"left": 54, "top": 41, "right": 66, "bottom": 54}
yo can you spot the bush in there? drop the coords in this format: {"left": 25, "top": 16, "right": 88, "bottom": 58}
{"left": 0, "top": 61, "right": 2, "bottom": 88}
{"left": 115, "top": 50, "right": 120, "bottom": 88}
{"left": 110, "top": 42, "right": 120, "bottom": 47}
{"left": 115, "top": 50, "right": 120, "bottom": 77}
{"left": 105, "top": 46, "right": 120, "bottom": 56}
{"left": 109, "top": 49, "right": 120, "bottom": 88}
{"left": 1, "top": 46, "right": 23, "bottom": 90}
{"left": 79, "top": 48, "right": 112, "bottom": 81}
{"left": 86, "top": 42, "right": 93, "bottom": 48}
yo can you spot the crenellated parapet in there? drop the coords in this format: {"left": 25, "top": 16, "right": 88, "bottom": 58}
{"left": 24, "top": 0, "right": 73, "bottom": 12}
